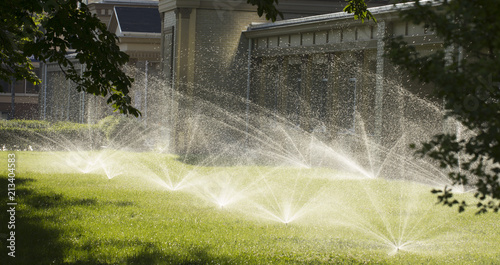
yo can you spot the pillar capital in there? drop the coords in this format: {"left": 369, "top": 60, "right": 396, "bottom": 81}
{"left": 160, "top": 0, "right": 259, "bottom": 14}
{"left": 159, "top": 0, "right": 200, "bottom": 14}
{"left": 175, "top": 8, "right": 192, "bottom": 19}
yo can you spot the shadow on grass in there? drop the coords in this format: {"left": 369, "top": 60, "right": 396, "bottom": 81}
{"left": 0, "top": 175, "right": 135, "bottom": 264}
{"left": 175, "top": 153, "right": 243, "bottom": 167}
{"left": 126, "top": 245, "right": 236, "bottom": 265}
{"left": 175, "top": 152, "right": 276, "bottom": 168}
{"left": 0, "top": 174, "right": 361, "bottom": 264}
{"left": 0, "top": 175, "right": 68, "bottom": 264}
{"left": 0, "top": 175, "right": 237, "bottom": 265}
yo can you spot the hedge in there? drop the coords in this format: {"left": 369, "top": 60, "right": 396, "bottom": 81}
{"left": 0, "top": 120, "right": 104, "bottom": 151}
{"left": 0, "top": 116, "right": 152, "bottom": 151}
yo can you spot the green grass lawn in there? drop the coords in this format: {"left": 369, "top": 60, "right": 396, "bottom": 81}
{"left": 0, "top": 151, "right": 499, "bottom": 264}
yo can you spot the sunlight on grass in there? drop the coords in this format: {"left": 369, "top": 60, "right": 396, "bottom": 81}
{"left": 0, "top": 151, "right": 498, "bottom": 264}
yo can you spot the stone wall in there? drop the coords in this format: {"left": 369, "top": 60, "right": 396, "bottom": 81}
{"left": 244, "top": 5, "right": 446, "bottom": 154}
{"left": 193, "top": 9, "right": 267, "bottom": 100}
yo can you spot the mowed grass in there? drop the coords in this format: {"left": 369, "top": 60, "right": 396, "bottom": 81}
{"left": 0, "top": 151, "right": 499, "bottom": 264}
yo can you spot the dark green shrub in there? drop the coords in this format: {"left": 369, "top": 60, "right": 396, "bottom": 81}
{"left": 0, "top": 117, "right": 151, "bottom": 151}
{"left": 97, "top": 115, "right": 147, "bottom": 150}
{"left": 0, "top": 120, "right": 105, "bottom": 151}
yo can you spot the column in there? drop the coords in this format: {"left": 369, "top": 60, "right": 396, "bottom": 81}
{"left": 374, "top": 20, "right": 386, "bottom": 143}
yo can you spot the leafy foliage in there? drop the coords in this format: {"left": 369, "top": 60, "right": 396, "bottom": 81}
{"left": 0, "top": 119, "right": 104, "bottom": 150}
{"left": 343, "top": 0, "right": 377, "bottom": 23}
{"left": 0, "top": 116, "right": 148, "bottom": 151}
{"left": 386, "top": 0, "right": 500, "bottom": 213}
{"left": 247, "top": 0, "right": 374, "bottom": 22}
{"left": 0, "top": 0, "right": 139, "bottom": 116}
{"left": 246, "top": 0, "right": 283, "bottom": 22}
{"left": 97, "top": 115, "right": 145, "bottom": 143}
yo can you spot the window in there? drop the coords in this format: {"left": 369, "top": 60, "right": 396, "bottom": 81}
{"left": 263, "top": 61, "right": 279, "bottom": 114}
{"left": 134, "top": 91, "right": 142, "bottom": 110}
{"left": 0, "top": 80, "right": 10, "bottom": 93}
{"left": 286, "top": 59, "right": 301, "bottom": 124}
{"left": 311, "top": 62, "right": 329, "bottom": 121}
{"left": 338, "top": 77, "right": 357, "bottom": 132}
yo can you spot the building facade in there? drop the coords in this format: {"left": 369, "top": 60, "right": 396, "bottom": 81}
{"left": 1, "top": 59, "right": 40, "bottom": 120}
{"left": 40, "top": 0, "right": 162, "bottom": 123}
{"left": 244, "top": 3, "right": 445, "bottom": 147}
{"left": 158, "top": 0, "right": 390, "bottom": 97}
{"left": 158, "top": 0, "right": 399, "bottom": 152}
{"left": 39, "top": 0, "right": 449, "bottom": 155}
{"left": 158, "top": 0, "right": 447, "bottom": 153}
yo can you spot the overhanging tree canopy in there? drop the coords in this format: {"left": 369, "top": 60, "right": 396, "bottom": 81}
{"left": 0, "top": 0, "right": 139, "bottom": 116}
{"left": 246, "top": 0, "right": 376, "bottom": 22}
{"left": 249, "top": 0, "right": 499, "bottom": 213}
{"left": 385, "top": 0, "right": 500, "bottom": 213}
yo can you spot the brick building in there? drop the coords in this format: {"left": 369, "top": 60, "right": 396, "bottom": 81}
{"left": 158, "top": 0, "right": 396, "bottom": 151}
{"left": 0, "top": 58, "right": 40, "bottom": 120}
{"left": 243, "top": 3, "right": 445, "bottom": 149}
{"left": 40, "top": 0, "right": 162, "bottom": 123}
{"left": 40, "top": 0, "right": 448, "bottom": 155}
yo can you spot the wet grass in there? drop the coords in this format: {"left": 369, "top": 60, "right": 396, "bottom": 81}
{"left": 0, "top": 151, "right": 499, "bottom": 264}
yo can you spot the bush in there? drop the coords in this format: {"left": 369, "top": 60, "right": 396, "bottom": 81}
{"left": 0, "top": 116, "right": 151, "bottom": 151}
{"left": 0, "top": 120, "right": 105, "bottom": 151}
{"left": 97, "top": 115, "right": 147, "bottom": 150}
{"left": 0, "top": 119, "right": 51, "bottom": 129}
